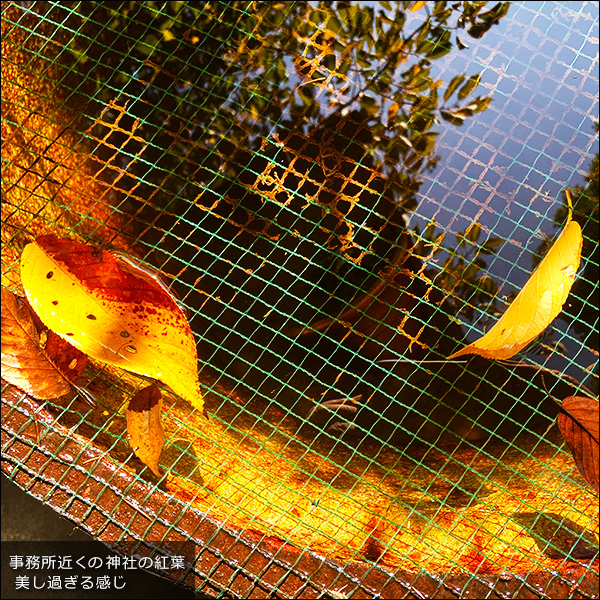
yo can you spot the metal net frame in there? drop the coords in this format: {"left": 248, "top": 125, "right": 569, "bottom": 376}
{"left": 2, "top": 1, "right": 598, "bottom": 598}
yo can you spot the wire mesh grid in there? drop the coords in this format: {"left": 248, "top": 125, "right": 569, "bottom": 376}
{"left": 1, "top": 1, "right": 598, "bottom": 598}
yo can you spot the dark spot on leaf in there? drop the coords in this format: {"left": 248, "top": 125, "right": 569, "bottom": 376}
{"left": 46, "top": 271, "right": 53, "bottom": 279}
{"left": 120, "top": 331, "right": 130, "bottom": 338}
{"left": 52, "top": 300, "right": 58, "bottom": 306}
{"left": 66, "top": 333, "right": 74, "bottom": 337}
{"left": 86, "top": 314, "right": 97, "bottom": 320}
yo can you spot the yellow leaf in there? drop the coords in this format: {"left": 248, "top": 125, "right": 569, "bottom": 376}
{"left": 1, "top": 288, "right": 71, "bottom": 400}
{"left": 126, "top": 384, "right": 165, "bottom": 477}
{"left": 20, "top": 235, "right": 204, "bottom": 413}
{"left": 448, "top": 193, "right": 582, "bottom": 360}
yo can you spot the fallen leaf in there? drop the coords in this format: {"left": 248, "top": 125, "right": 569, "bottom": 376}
{"left": 126, "top": 385, "right": 165, "bottom": 477}
{"left": 20, "top": 235, "right": 204, "bottom": 413}
{"left": 557, "top": 396, "right": 599, "bottom": 493}
{"left": 1, "top": 287, "right": 71, "bottom": 399}
{"left": 448, "top": 192, "right": 582, "bottom": 360}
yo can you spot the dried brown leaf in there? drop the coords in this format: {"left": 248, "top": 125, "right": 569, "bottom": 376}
{"left": 42, "top": 327, "right": 88, "bottom": 383}
{"left": 557, "top": 396, "right": 599, "bottom": 493}
{"left": 126, "top": 385, "right": 165, "bottom": 477}
{"left": 26, "top": 302, "right": 88, "bottom": 383}
{"left": 1, "top": 288, "right": 71, "bottom": 400}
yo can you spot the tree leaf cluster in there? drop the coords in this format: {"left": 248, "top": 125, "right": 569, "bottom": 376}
{"left": 40, "top": 1, "right": 516, "bottom": 403}
{"left": 58, "top": 1, "right": 507, "bottom": 212}
{"left": 50, "top": 1, "right": 511, "bottom": 329}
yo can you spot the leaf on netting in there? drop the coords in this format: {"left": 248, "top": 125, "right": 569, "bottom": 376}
{"left": 1, "top": 287, "right": 71, "bottom": 400}
{"left": 557, "top": 396, "right": 599, "bottom": 493}
{"left": 448, "top": 192, "right": 582, "bottom": 360}
{"left": 20, "top": 235, "right": 204, "bottom": 413}
{"left": 126, "top": 384, "right": 165, "bottom": 477}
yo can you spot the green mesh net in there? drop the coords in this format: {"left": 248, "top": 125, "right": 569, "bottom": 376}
{"left": 2, "top": 1, "right": 598, "bottom": 598}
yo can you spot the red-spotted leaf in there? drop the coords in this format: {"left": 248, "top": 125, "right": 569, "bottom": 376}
{"left": 126, "top": 384, "right": 165, "bottom": 477}
{"left": 557, "top": 396, "right": 599, "bottom": 493}
{"left": 19, "top": 235, "right": 204, "bottom": 413}
{"left": 1, "top": 287, "right": 71, "bottom": 399}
